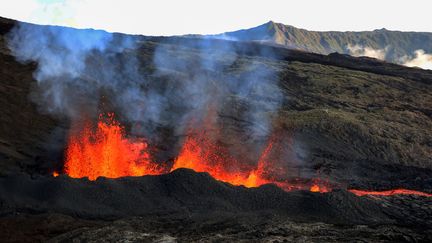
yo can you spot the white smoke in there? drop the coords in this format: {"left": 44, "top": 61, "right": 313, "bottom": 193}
{"left": 402, "top": 49, "right": 432, "bottom": 70}
{"left": 347, "top": 44, "right": 387, "bottom": 60}
{"left": 6, "top": 22, "right": 137, "bottom": 118}
{"left": 7, "top": 22, "right": 283, "bottom": 144}
{"left": 151, "top": 39, "right": 283, "bottom": 138}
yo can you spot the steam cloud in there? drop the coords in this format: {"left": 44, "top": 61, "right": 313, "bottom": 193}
{"left": 6, "top": 22, "right": 282, "bottom": 147}
{"left": 402, "top": 49, "right": 432, "bottom": 70}
{"left": 347, "top": 44, "right": 387, "bottom": 60}
{"left": 7, "top": 23, "right": 137, "bottom": 117}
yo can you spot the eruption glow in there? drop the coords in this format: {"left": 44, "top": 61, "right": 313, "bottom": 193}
{"left": 64, "top": 113, "right": 163, "bottom": 180}
{"left": 171, "top": 129, "right": 263, "bottom": 187}
{"left": 60, "top": 113, "right": 330, "bottom": 192}
{"left": 57, "top": 114, "right": 431, "bottom": 197}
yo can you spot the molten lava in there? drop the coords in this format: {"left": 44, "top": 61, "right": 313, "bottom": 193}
{"left": 310, "top": 184, "right": 320, "bottom": 192}
{"left": 59, "top": 113, "right": 430, "bottom": 197}
{"left": 62, "top": 113, "right": 331, "bottom": 191}
{"left": 171, "top": 128, "right": 329, "bottom": 191}
{"left": 64, "top": 113, "right": 163, "bottom": 180}
{"left": 349, "top": 189, "right": 432, "bottom": 197}
{"left": 171, "top": 129, "right": 268, "bottom": 188}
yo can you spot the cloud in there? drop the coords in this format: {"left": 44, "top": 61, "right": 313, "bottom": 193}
{"left": 347, "top": 44, "right": 387, "bottom": 60}
{"left": 402, "top": 49, "right": 432, "bottom": 70}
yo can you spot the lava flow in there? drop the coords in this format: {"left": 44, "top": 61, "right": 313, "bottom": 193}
{"left": 64, "top": 113, "right": 163, "bottom": 180}
{"left": 349, "top": 189, "right": 432, "bottom": 197}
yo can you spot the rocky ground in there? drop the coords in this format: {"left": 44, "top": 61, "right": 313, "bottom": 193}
{"left": 1, "top": 211, "right": 431, "bottom": 242}
{"left": 0, "top": 17, "right": 431, "bottom": 242}
{"left": 0, "top": 169, "right": 431, "bottom": 242}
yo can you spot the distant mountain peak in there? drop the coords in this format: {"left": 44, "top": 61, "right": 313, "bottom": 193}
{"left": 373, "top": 28, "right": 389, "bottom": 32}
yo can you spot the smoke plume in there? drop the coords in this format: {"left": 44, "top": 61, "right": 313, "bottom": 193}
{"left": 6, "top": 22, "right": 283, "bottom": 150}
{"left": 6, "top": 22, "right": 137, "bottom": 117}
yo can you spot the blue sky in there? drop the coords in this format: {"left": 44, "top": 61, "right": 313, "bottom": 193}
{"left": 1, "top": 0, "right": 431, "bottom": 36}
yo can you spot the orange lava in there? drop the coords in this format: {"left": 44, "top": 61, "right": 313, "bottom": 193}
{"left": 309, "top": 184, "right": 331, "bottom": 193}
{"left": 310, "top": 184, "right": 320, "bottom": 192}
{"left": 171, "top": 129, "right": 268, "bottom": 188}
{"left": 171, "top": 128, "right": 329, "bottom": 192}
{"left": 349, "top": 189, "right": 432, "bottom": 197}
{"left": 64, "top": 113, "right": 163, "bottom": 180}
{"left": 59, "top": 113, "right": 430, "bottom": 197}
{"left": 61, "top": 113, "right": 331, "bottom": 191}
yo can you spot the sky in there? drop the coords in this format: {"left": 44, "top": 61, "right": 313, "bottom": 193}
{"left": 0, "top": 0, "right": 431, "bottom": 36}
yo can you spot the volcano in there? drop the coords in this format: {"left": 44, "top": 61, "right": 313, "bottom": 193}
{"left": 0, "top": 16, "right": 432, "bottom": 242}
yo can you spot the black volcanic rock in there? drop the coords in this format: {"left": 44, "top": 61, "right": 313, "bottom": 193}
{"left": 0, "top": 169, "right": 422, "bottom": 225}
{"left": 0, "top": 169, "right": 431, "bottom": 242}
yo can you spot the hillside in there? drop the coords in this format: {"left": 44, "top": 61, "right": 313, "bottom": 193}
{"left": 212, "top": 21, "right": 432, "bottom": 65}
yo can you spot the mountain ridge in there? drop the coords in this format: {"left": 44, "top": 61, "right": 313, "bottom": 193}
{"left": 211, "top": 21, "right": 432, "bottom": 65}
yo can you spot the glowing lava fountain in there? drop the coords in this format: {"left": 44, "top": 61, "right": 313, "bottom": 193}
{"left": 171, "top": 128, "right": 268, "bottom": 188}
{"left": 61, "top": 113, "right": 328, "bottom": 192}
{"left": 171, "top": 128, "right": 330, "bottom": 192}
{"left": 64, "top": 113, "right": 163, "bottom": 180}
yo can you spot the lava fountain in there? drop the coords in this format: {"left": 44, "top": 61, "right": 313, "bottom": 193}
{"left": 64, "top": 113, "right": 163, "bottom": 180}
{"left": 171, "top": 126, "right": 330, "bottom": 191}
{"left": 171, "top": 127, "right": 269, "bottom": 188}
{"left": 61, "top": 112, "right": 326, "bottom": 191}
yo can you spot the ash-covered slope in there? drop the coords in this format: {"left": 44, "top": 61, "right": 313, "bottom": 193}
{"left": 212, "top": 21, "right": 432, "bottom": 65}
{"left": 2, "top": 168, "right": 432, "bottom": 231}
{"left": 0, "top": 168, "right": 393, "bottom": 223}
{"left": 0, "top": 169, "right": 431, "bottom": 242}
